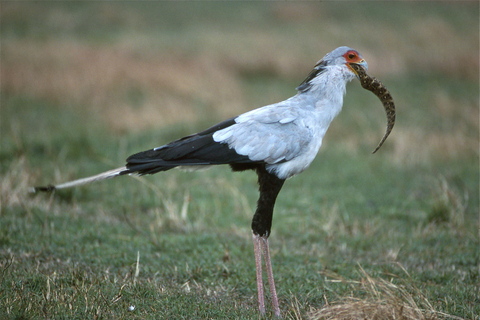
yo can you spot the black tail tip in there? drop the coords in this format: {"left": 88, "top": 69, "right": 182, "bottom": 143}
{"left": 29, "top": 185, "right": 56, "bottom": 193}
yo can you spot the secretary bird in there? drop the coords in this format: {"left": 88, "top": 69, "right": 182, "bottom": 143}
{"left": 32, "top": 46, "right": 395, "bottom": 317}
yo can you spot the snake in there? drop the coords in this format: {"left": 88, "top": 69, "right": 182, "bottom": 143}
{"left": 350, "top": 63, "right": 396, "bottom": 154}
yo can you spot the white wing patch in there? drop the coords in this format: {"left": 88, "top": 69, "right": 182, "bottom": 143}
{"left": 213, "top": 104, "right": 315, "bottom": 165}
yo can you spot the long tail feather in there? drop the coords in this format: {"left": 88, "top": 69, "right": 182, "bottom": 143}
{"left": 30, "top": 166, "right": 128, "bottom": 193}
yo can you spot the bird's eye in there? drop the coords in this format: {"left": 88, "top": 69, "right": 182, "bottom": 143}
{"left": 348, "top": 53, "right": 356, "bottom": 60}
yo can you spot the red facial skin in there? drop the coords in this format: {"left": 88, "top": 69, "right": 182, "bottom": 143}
{"left": 344, "top": 50, "right": 366, "bottom": 75}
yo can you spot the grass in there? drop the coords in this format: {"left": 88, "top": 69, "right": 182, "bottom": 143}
{"left": 1, "top": 2, "right": 479, "bottom": 319}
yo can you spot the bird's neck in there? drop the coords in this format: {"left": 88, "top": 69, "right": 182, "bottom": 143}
{"left": 295, "top": 65, "right": 355, "bottom": 120}
{"left": 307, "top": 65, "right": 354, "bottom": 102}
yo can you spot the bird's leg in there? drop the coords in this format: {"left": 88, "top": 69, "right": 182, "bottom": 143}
{"left": 260, "top": 235, "right": 281, "bottom": 318}
{"left": 253, "top": 233, "right": 266, "bottom": 315}
{"left": 251, "top": 166, "right": 285, "bottom": 317}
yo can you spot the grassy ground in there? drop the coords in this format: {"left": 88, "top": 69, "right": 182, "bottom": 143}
{"left": 1, "top": 2, "right": 479, "bottom": 319}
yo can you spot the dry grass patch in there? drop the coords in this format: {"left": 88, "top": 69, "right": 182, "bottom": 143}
{"left": 2, "top": 40, "right": 246, "bottom": 132}
{"left": 308, "top": 266, "right": 463, "bottom": 320}
{"left": 426, "top": 176, "right": 468, "bottom": 229}
{"left": 0, "top": 157, "right": 53, "bottom": 215}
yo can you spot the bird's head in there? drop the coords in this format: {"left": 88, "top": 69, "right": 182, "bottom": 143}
{"left": 342, "top": 49, "right": 368, "bottom": 78}
{"left": 297, "top": 46, "right": 368, "bottom": 92}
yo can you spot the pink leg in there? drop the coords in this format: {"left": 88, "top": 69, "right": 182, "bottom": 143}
{"left": 260, "top": 236, "right": 281, "bottom": 318}
{"left": 253, "top": 234, "right": 265, "bottom": 315}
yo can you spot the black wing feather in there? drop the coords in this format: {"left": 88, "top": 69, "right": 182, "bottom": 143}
{"left": 124, "top": 117, "right": 260, "bottom": 175}
{"left": 296, "top": 60, "right": 327, "bottom": 93}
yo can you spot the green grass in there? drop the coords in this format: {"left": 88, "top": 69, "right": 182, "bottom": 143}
{"left": 1, "top": 2, "right": 479, "bottom": 319}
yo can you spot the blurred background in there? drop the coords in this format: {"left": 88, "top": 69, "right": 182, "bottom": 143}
{"left": 2, "top": 2, "right": 478, "bottom": 164}
{"left": 1, "top": 3, "right": 479, "bottom": 318}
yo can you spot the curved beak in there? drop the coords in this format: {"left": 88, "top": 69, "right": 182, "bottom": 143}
{"left": 349, "top": 59, "right": 368, "bottom": 78}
